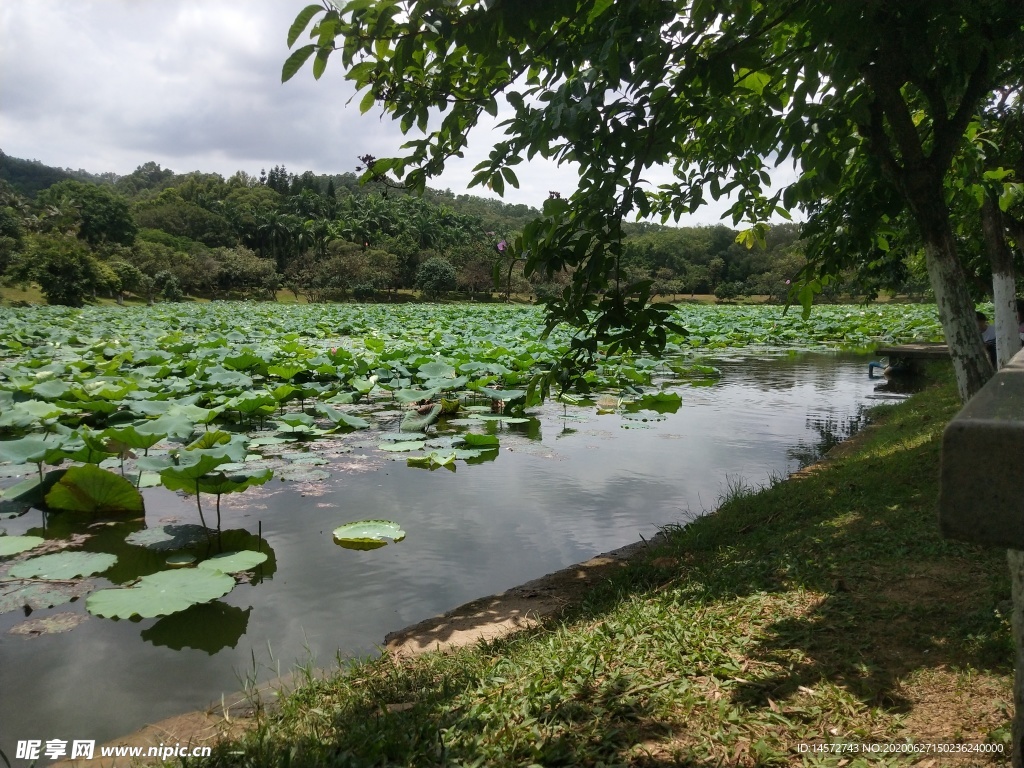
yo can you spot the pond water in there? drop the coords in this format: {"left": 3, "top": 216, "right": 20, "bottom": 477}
{"left": 0, "top": 350, "right": 911, "bottom": 760}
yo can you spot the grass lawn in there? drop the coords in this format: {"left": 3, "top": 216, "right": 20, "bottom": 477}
{"left": 188, "top": 363, "right": 1012, "bottom": 767}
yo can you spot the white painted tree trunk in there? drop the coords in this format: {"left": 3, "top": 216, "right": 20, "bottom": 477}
{"left": 993, "top": 271, "right": 1019, "bottom": 369}
{"left": 923, "top": 236, "right": 993, "bottom": 401}
{"left": 982, "top": 196, "right": 1021, "bottom": 369}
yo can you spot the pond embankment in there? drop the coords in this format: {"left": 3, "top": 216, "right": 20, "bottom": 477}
{"left": 69, "top": 363, "right": 1013, "bottom": 767}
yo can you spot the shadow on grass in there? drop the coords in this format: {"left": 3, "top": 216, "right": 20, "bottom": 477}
{"left": 197, "top": 373, "right": 1012, "bottom": 766}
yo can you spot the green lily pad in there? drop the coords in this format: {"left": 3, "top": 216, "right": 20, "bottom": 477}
{"left": 44, "top": 464, "right": 145, "bottom": 515}
{"left": 333, "top": 520, "right": 406, "bottom": 550}
{"left": 0, "top": 535, "right": 45, "bottom": 557}
{"left": 196, "top": 550, "right": 268, "bottom": 573}
{"left": 9, "top": 551, "right": 117, "bottom": 580}
{"left": 125, "top": 524, "right": 211, "bottom": 551}
{"left": 378, "top": 440, "right": 426, "bottom": 452}
{"left": 86, "top": 568, "right": 236, "bottom": 619}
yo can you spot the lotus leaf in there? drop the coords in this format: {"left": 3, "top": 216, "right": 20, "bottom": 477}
{"left": 0, "top": 435, "right": 61, "bottom": 465}
{"left": 317, "top": 404, "right": 371, "bottom": 430}
{"left": 86, "top": 569, "right": 236, "bottom": 619}
{"left": 196, "top": 550, "right": 268, "bottom": 573}
{"left": 268, "top": 363, "right": 305, "bottom": 380}
{"left": 379, "top": 440, "right": 426, "bottom": 452}
{"left": 135, "top": 414, "right": 196, "bottom": 438}
{"left": 98, "top": 425, "right": 166, "bottom": 453}
{"left": 333, "top": 520, "right": 406, "bottom": 550}
{"left": 44, "top": 465, "right": 144, "bottom": 515}
{"left": 125, "top": 524, "right": 211, "bottom": 551}
{"left": 459, "top": 433, "right": 499, "bottom": 447}
{"left": 166, "top": 553, "right": 196, "bottom": 567}
{"left": 407, "top": 451, "right": 457, "bottom": 470}
{"left": 395, "top": 387, "right": 441, "bottom": 404}
{"left": 400, "top": 404, "right": 442, "bottom": 433}
{"left": 0, "top": 581, "right": 92, "bottom": 614}
{"left": 279, "top": 413, "right": 315, "bottom": 428}
{"left": 0, "top": 535, "right": 44, "bottom": 557}
{"left": 418, "top": 361, "right": 456, "bottom": 380}
{"left": 193, "top": 468, "right": 273, "bottom": 496}
{"left": 9, "top": 551, "right": 117, "bottom": 580}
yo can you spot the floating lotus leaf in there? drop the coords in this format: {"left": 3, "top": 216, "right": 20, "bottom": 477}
{"left": 0, "top": 581, "right": 92, "bottom": 614}
{"left": 634, "top": 391, "right": 683, "bottom": 414}
{"left": 378, "top": 440, "right": 425, "bottom": 452}
{"left": 467, "top": 415, "right": 530, "bottom": 423}
{"left": 9, "top": 551, "right": 117, "bottom": 580}
{"left": 166, "top": 553, "right": 196, "bottom": 567}
{"left": 125, "top": 524, "right": 211, "bottom": 551}
{"left": 0, "top": 535, "right": 44, "bottom": 557}
{"left": 8, "top": 611, "right": 88, "bottom": 636}
{"left": 406, "top": 451, "right": 457, "bottom": 470}
{"left": 274, "top": 466, "right": 331, "bottom": 483}
{"left": 224, "top": 351, "right": 265, "bottom": 371}
{"left": 459, "top": 433, "right": 499, "bottom": 447}
{"left": 333, "top": 520, "right": 406, "bottom": 550}
{"left": 45, "top": 465, "right": 145, "bottom": 515}
{"left": 31, "top": 379, "right": 70, "bottom": 400}
{"left": 377, "top": 432, "right": 423, "bottom": 442}
{"left": 196, "top": 550, "right": 268, "bottom": 573}
{"left": 86, "top": 568, "right": 236, "bottom": 619}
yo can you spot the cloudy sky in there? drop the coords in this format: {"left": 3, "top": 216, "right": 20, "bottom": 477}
{"left": 0, "top": 1, "right": 775, "bottom": 223}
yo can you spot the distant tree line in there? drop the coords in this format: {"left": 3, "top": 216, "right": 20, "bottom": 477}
{"left": 0, "top": 152, "right": 936, "bottom": 307}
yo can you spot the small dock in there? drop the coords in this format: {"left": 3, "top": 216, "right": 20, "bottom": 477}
{"left": 873, "top": 342, "right": 949, "bottom": 375}
{"left": 874, "top": 342, "right": 950, "bottom": 359}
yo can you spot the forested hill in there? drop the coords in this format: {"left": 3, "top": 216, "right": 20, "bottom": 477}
{"left": 0, "top": 153, "right": 925, "bottom": 308}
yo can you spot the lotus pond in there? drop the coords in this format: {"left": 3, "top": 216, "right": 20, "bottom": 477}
{"left": 0, "top": 302, "right": 942, "bottom": 759}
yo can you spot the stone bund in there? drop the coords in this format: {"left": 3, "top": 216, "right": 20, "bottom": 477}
{"left": 940, "top": 347, "right": 1024, "bottom": 548}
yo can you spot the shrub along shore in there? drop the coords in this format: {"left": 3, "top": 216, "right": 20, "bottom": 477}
{"left": 191, "top": 363, "right": 1012, "bottom": 767}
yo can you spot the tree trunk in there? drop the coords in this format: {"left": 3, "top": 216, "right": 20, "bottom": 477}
{"left": 912, "top": 190, "right": 993, "bottom": 401}
{"left": 982, "top": 196, "right": 1021, "bottom": 368}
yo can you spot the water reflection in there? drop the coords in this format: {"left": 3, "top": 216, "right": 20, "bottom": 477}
{"left": 2, "top": 350, "right": 897, "bottom": 759}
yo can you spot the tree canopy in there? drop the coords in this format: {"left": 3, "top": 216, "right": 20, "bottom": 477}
{"left": 284, "top": 0, "right": 1024, "bottom": 400}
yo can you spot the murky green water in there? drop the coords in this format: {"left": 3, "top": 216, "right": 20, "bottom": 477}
{"left": 0, "top": 350, "right": 910, "bottom": 760}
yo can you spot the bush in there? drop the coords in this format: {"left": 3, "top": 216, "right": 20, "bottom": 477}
{"left": 415, "top": 257, "right": 457, "bottom": 300}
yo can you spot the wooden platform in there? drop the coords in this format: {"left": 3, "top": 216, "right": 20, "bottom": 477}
{"left": 875, "top": 342, "right": 949, "bottom": 359}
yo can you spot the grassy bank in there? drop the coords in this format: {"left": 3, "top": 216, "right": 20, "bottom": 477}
{"left": 194, "top": 365, "right": 1012, "bottom": 767}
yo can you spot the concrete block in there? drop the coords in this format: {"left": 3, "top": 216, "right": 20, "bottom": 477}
{"left": 939, "top": 348, "right": 1024, "bottom": 548}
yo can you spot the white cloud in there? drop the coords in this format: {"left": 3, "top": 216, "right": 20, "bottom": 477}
{"left": 0, "top": 1, "right": 792, "bottom": 226}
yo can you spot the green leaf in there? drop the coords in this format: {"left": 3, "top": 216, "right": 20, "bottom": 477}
{"left": 9, "top": 551, "right": 117, "bottom": 580}
{"left": 86, "top": 569, "right": 236, "bottom": 619}
{"left": 0, "top": 436, "right": 61, "bottom": 465}
{"left": 459, "top": 433, "right": 499, "bottom": 447}
{"left": 287, "top": 4, "right": 324, "bottom": 48}
{"left": 378, "top": 440, "right": 425, "bottom": 452}
{"left": 44, "top": 464, "right": 145, "bottom": 515}
{"left": 197, "top": 550, "right": 268, "bottom": 573}
{"left": 0, "top": 535, "right": 44, "bottom": 557}
{"left": 333, "top": 519, "right": 406, "bottom": 550}
{"left": 282, "top": 44, "right": 316, "bottom": 82}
